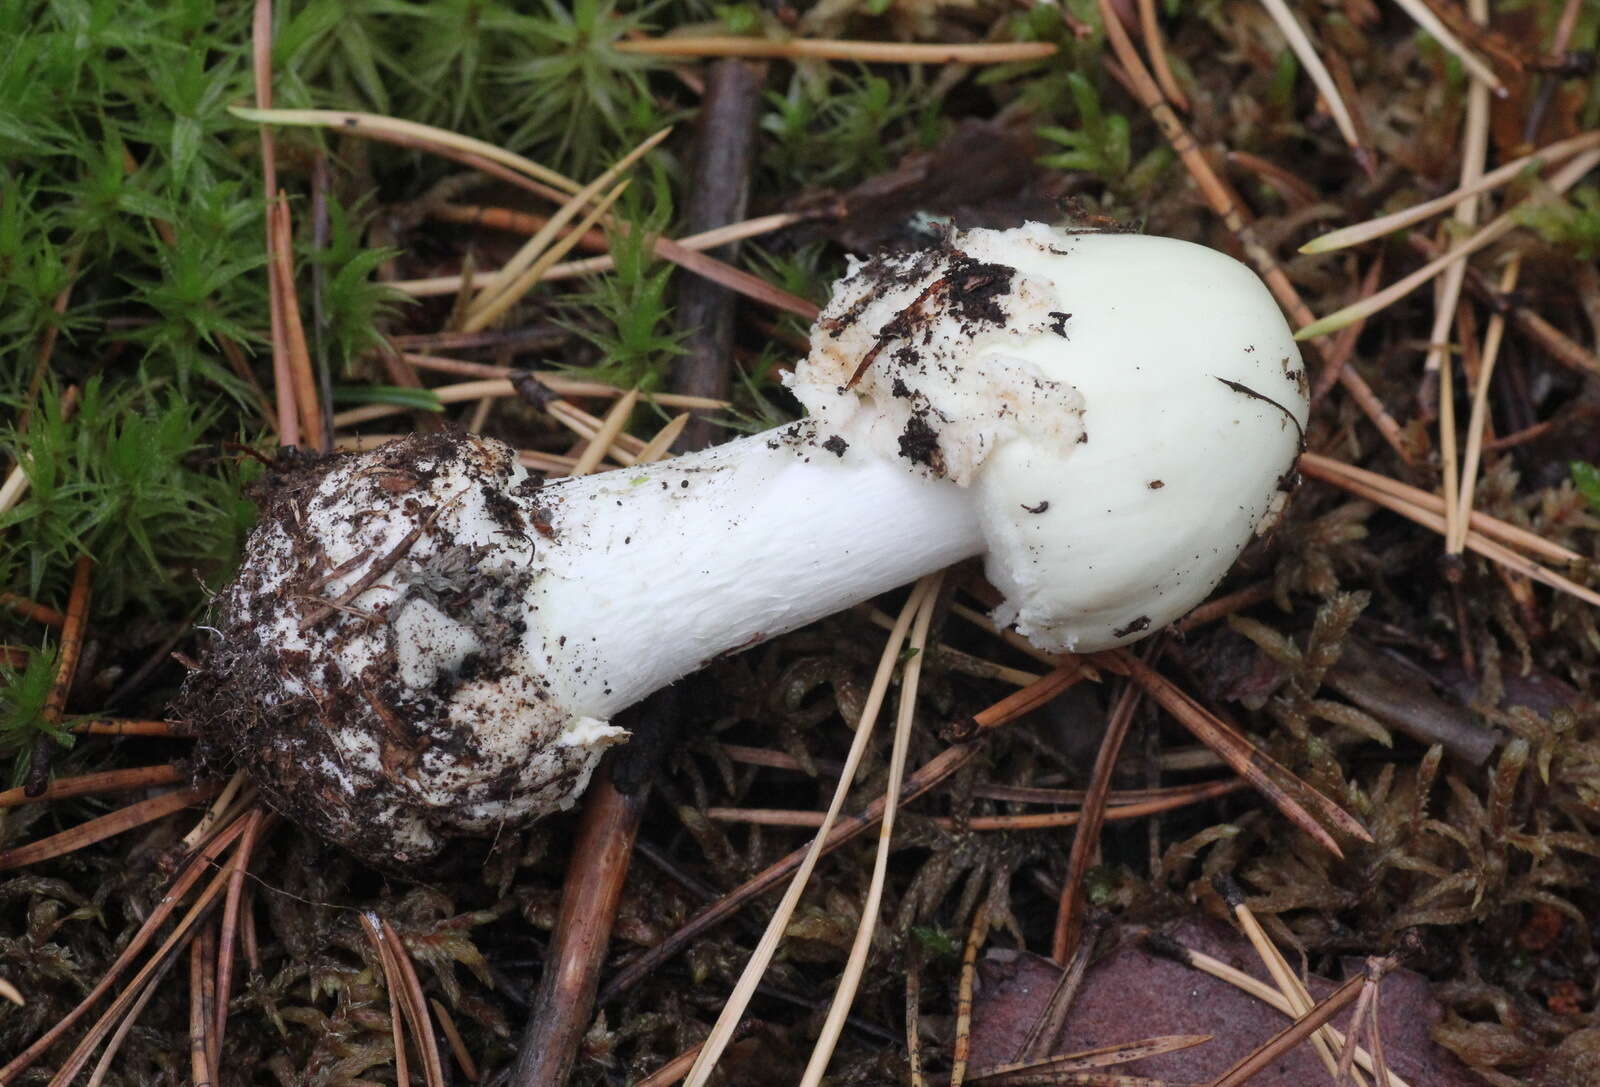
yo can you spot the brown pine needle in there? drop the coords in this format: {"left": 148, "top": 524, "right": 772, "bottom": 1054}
{"left": 430, "top": 998, "right": 480, "bottom": 1083}
{"left": 1112, "top": 652, "right": 1370, "bottom": 854}
{"left": 44, "top": 817, "right": 253, "bottom": 1087}
{"left": 950, "top": 903, "right": 992, "bottom": 1087}
{"left": 0, "top": 591, "right": 67, "bottom": 628}
{"left": 1, "top": 817, "right": 249, "bottom": 1083}
{"left": 1256, "top": 0, "right": 1363, "bottom": 153}
{"left": 270, "top": 197, "right": 325, "bottom": 451}
{"left": 0, "top": 785, "right": 222, "bottom": 871}
{"left": 946, "top": 660, "right": 1094, "bottom": 741}
{"left": 1145, "top": 936, "right": 1410, "bottom": 1086}
{"left": 360, "top": 915, "right": 410, "bottom": 1087}
{"left": 1299, "top": 452, "right": 1580, "bottom": 564}
{"left": 654, "top": 232, "right": 821, "bottom": 319}
{"left": 614, "top": 36, "right": 1056, "bottom": 63}
{"left": 27, "top": 556, "right": 94, "bottom": 794}
{"left": 382, "top": 918, "right": 446, "bottom": 1087}
{"left": 974, "top": 1035, "right": 1212, "bottom": 1080}
{"left": 86, "top": 943, "right": 181, "bottom": 1087}
{"left": 1054, "top": 680, "right": 1144, "bottom": 962}
{"left": 1137, "top": 0, "right": 1189, "bottom": 110}
{"left": 214, "top": 810, "right": 269, "bottom": 1054}
{"left": 0, "top": 764, "right": 184, "bottom": 808}
{"left": 1452, "top": 256, "right": 1521, "bottom": 557}
{"left": 1303, "top": 130, "right": 1600, "bottom": 254}
{"left": 69, "top": 718, "right": 178, "bottom": 737}
{"left": 402, "top": 360, "right": 729, "bottom": 408}
{"left": 1226, "top": 151, "right": 1320, "bottom": 209}
{"left": 704, "top": 779, "right": 1248, "bottom": 830}
{"left": 1299, "top": 455, "right": 1600, "bottom": 608}
{"left": 1218, "top": 879, "right": 1352, "bottom": 1081}
{"left": 1297, "top": 149, "right": 1600, "bottom": 338}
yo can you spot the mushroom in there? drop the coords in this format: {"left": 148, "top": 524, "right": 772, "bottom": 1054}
{"left": 180, "top": 223, "right": 1308, "bottom": 867}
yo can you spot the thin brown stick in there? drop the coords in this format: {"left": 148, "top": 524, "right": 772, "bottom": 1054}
{"left": 614, "top": 36, "right": 1056, "bottom": 63}
{"left": 907, "top": 956, "right": 926, "bottom": 1087}
{"left": 511, "top": 757, "right": 648, "bottom": 1086}
{"left": 0, "top": 764, "right": 183, "bottom": 808}
{"left": 1053, "top": 680, "right": 1143, "bottom": 962}
{"left": 189, "top": 923, "right": 217, "bottom": 1087}
{"left": 0, "top": 785, "right": 223, "bottom": 871}
{"left": 1019, "top": 920, "right": 1104, "bottom": 1061}
{"left": 977, "top": 1034, "right": 1212, "bottom": 1080}
{"left": 673, "top": 58, "right": 764, "bottom": 451}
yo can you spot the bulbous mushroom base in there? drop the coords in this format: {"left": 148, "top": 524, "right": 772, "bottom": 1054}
{"left": 176, "top": 434, "right": 614, "bottom": 869}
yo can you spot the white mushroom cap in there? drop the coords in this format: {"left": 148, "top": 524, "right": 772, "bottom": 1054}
{"left": 792, "top": 224, "right": 1307, "bottom": 652}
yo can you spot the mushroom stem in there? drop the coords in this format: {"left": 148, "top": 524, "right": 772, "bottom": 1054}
{"left": 538, "top": 421, "right": 983, "bottom": 715}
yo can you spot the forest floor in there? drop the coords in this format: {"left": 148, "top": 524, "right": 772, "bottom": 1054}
{"left": 4, "top": 0, "right": 1600, "bottom": 1084}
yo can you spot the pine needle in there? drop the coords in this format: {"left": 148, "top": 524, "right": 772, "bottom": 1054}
{"left": 613, "top": 37, "right": 1056, "bottom": 63}
{"left": 799, "top": 574, "right": 943, "bottom": 1087}
{"left": 1296, "top": 149, "right": 1600, "bottom": 338}
{"left": 682, "top": 577, "right": 937, "bottom": 1087}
